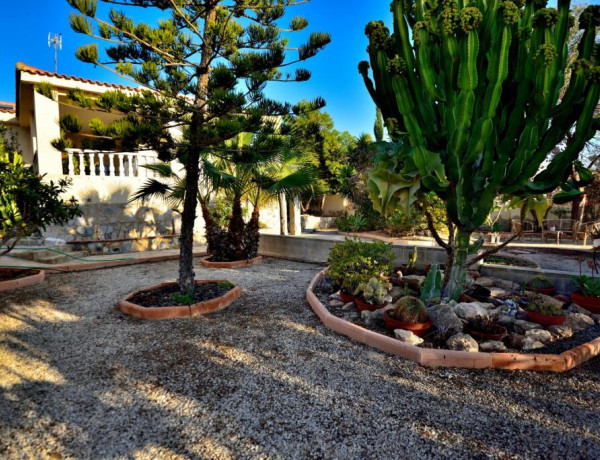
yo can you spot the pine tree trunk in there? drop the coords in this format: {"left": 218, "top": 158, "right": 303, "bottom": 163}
{"left": 178, "top": 147, "right": 200, "bottom": 293}
{"left": 178, "top": 6, "right": 217, "bottom": 293}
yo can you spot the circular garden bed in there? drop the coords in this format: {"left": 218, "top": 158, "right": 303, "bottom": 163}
{"left": 199, "top": 255, "right": 263, "bottom": 269}
{"left": 0, "top": 268, "right": 45, "bottom": 291}
{"left": 119, "top": 280, "right": 241, "bottom": 319}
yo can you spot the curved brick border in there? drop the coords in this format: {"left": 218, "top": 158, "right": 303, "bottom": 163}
{"left": 306, "top": 270, "right": 600, "bottom": 372}
{"left": 0, "top": 269, "right": 45, "bottom": 291}
{"left": 199, "top": 255, "right": 263, "bottom": 269}
{"left": 119, "top": 280, "right": 242, "bottom": 320}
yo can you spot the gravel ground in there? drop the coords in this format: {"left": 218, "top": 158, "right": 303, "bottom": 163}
{"left": 1, "top": 257, "right": 599, "bottom": 459}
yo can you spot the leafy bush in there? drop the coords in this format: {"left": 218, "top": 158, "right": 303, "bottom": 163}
{"left": 572, "top": 275, "right": 600, "bottom": 298}
{"left": 0, "top": 126, "right": 81, "bottom": 255}
{"left": 328, "top": 238, "right": 395, "bottom": 292}
{"left": 335, "top": 214, "right": 367, "bottom": 232}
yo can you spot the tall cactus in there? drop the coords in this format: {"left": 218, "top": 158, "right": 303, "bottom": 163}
{"left": 360, "top": 0, "right": 600, "bottom": 298}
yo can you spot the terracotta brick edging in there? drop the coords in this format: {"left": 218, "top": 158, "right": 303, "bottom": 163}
{"left": 306, "top": 270, "right": 600, "bottom": 372}
{"left": 0, "top": 269, "right": 45, "bottom": 291}
{"left": 119, "top": 280, "right": 242, "bottom": 320}
{"left": 199, "top": 255, "right": 263, "bottom": 269}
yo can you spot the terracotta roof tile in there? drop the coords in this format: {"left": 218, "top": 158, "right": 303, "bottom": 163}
{"left": 0, "top": 101, "right": 16, "bottom": 114}
{"left": 16, "top": 62, "right": 140, "bottom": 92}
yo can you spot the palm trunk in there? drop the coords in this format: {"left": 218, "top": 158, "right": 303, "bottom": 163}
{"left": 201, "top": 203, "right": 220, "bottom": 257}
{"left": 244, "top": 207, "right": 261, "bottom": 259}
{"left": 278, "top": 193, "right": 288, "bottom": 235}
{"left": 227, "top": 194, "right": 245, "bottom": 260}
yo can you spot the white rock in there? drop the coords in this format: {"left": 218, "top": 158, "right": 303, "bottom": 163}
{"left": 488, "top": 287, "right": 507, "bottom": 298}
{"left": 393, "top": 329, "right": 424, "bottom": 345}
{"left": 446, "top": 333, "right": 479, "bottom": 352}
{"left": 475, "top": 277, "right": 496, "bottom": 288}
{"left": 514, "top": 319, "right": 543, "bottom": 334}
{"left": 569, "top": 304, "right": 592, "bottom": 316}
{"left": 564, "top": 313, "right": 595, "bottom": 332}
{"left": 479, "top": 341, "right": 507, "bottom": 352}
{"left": 525, "top": 329, "right": 553, "bottom": 344}
{"left": 548, "top": 325, "right": 573, "bottom": 340}
{"left": 371, "top": 304, "right": 394, "bottom": 321}
{"left": 454, "top": 302, "right": 491, "bottom": 320}
{"left": 341, "top": 302, "right": 355, "bottom": 311}
{"left": 522, "top": 337, "right": 545, "bottom": 350}
{"left": 329, "top": 300, "right": 344, "bottom": 308}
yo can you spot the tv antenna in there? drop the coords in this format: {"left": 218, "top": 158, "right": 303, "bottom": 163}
{"left": 48, "top": 33, "right": 62, "bottom": 73}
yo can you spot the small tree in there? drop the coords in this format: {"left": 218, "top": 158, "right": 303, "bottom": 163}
{"left": 360, "top": 0, "right": 600, "bottom": 297}
{"left": 0, "top": 125, "right": 81, "bottom": 256}
{"left": 66, "top": 0, "right": 330, "bottom": 293}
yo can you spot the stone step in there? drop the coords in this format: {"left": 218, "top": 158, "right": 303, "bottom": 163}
{"left": 36, "top": 254, "right": 70, "bottom": 265}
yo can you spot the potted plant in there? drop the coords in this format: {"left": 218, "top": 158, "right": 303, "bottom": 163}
{"left": 383, "top": 296, "right": 432, "bottom": 336}
{"left": 465, "top": 315, "right": 508, "bottom": 340}
{"left": 526, "top": 275, "right": 555, "bottom": 296}
{"left": 354, "top": 277, "right": 392, "bottom": 311}
{"left": 526, "top": 295, "right": 566, "bottom": 326}
{"left": 327, "top": 238, "right": 395, "bottom": 303}
{"left": 571, "top": 275, "right": 600, "bottom": 313}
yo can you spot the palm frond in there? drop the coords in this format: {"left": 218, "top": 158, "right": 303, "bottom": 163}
{"left": 139, "top": 162, "right": 177, "bottom": 179}
{"left": 127, "top": 178, "right": 174, "bottom": 204}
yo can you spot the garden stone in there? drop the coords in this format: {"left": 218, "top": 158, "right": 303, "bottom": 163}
{"left": 454, "top": 302, "right": 491, "bottom": 320}
{"left": 525, "top": 329, "right": 553, "bottom": 344}
{"left": 505, "top": 333, "right": 525, "bottom": 349}
{"left": 329, "top": 300, "right": 344, "bottom": 308}
{"left": 399, "top": 275, "right": 425, "bottom": 291}
{"left": 390, "top": 286, "right": 404, "bottom": 302}
{"left": 328, "top": 292, "right": 340, "bottom": 300}
{"left": 564, "top": 313, "right": 594, "bottom": 332}
{"left": 479, "top": 341, "right": 507, "bottom": 352}
{"left": 497, "top": 314, "right": 515, "bottom": 327}
{"left": 341, "top": 302, "right": 355, "bottom": 311}
{"left": 446, "top": 333, "right": 479, "bottom": 352}
{"left": 361, "top": 310, "right": 374, "bottom": 327}
{"left": 427, "top": 303, "right": 463, "bottom": 335}
{"left": 371, "top": 304, "right": 394, "bottom": 321}
{"left": 393, "top": 329, "right": 424, "bottom": 346}
{"left": 522, "top": 337, "right": 545, "bottom": 350}
{"left": 488, "top": 287, "right": 506, "bottom": 298}
{"left": 474, "top": 277, "right": 496, "bottom": 288}
{"left": 319, "top": 277, "right": 334, "bottom": 294}
{"left": 514, "top": 319, "right": 543, "bottom": 334}
{"left": 591, "top": 314, "right": 600, "bottom": 324}
{"left": 515, "top": 309, "right": 529, "bottom": 320}
{"left": 548, "top": 325, "right": 573, "bottom": 340}
{"left": 568, "top": 304, "right": 592, "bottom": 316}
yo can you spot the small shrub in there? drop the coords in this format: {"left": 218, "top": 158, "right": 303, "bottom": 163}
{"left": 572, "top": 275, "right": 600, "bottom": 298}
{"left": 335, "top": 214, "right": 367, "bottom": 232}
{"left": 328, "top": 238, "right": 395, "bottom": 292}
{"left": 527, "top": 275, "right": 552, "bottom": 290}
{"left": 171, "top": 291, "right": 195, "bottom": 305}
{"left": 527, "top": 297, "right": 564, "bottom": 316}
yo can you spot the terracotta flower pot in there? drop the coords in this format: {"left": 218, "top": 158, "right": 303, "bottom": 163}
{"left": 339, "top": 292, "right": 356, "bottom": 304}
{"left": 383, "top": 310, "right": 432, "bottom": 336}
{"left": 465, "top": 324, "right": 508, "bottom": 341}
{"left": 355, "top": 297, "right": 386, "bottom": 311}
{"left": 526, "top": 310, "right": 566, "bottom": 326}
{"left": 570, "top": 291, "right": 600, "bottom": 314}
{"left": 526, "top": 286, "right": 555, "bottom": 296}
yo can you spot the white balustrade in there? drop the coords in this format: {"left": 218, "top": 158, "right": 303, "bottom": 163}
{"left": 63, "top": 149, "right": 158, "bottom": 178}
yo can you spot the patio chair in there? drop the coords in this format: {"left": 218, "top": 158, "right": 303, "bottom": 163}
{"left": 511, "top": 219, "right": 537, "bottom": 240}
{"left": 541, "top": 219, "right": 576, "bottom": 243}
{"left": 574, "top": 221, "right": 600, "bottom": 246}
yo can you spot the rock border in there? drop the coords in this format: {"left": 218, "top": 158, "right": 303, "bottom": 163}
{"left": 0, "top": 269, "right": 45, "bottom": 291}
{"left": 199, "top": 255, "right": 263, "bottom": 269}
{"left": 306, "top": 270, "right": 600, "bottom": 372}
{"left": 119, "top": 280, "right": 242, "bottom": 320}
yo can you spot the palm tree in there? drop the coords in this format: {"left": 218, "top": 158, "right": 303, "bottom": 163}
{"left": 130, "top": 131, "right": 316, "bottom": 261}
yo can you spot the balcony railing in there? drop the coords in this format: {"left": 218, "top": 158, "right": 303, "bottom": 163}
{"left": 64, "top": 149, "right": 160, "bottom": 178}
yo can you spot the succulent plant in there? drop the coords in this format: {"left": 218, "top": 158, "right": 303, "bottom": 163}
{"left": 390, "top": 296, "right": 429, "bottom": 324}
{"left": 527, "top": 296, "right": 564, "bottom": 316}
{"left": 356, "top": 277, "right": 393, "bottom": 305}
{"left": 527, "top": 275, "right": 553, "bottom": 290}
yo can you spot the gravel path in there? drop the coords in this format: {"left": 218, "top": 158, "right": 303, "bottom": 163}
{"left": 1, "top": 258, "right": 599, "bottom": 459}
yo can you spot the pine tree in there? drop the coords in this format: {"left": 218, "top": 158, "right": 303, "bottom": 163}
{"left": 66, "top": 0, "right": 330, "bottom": 293}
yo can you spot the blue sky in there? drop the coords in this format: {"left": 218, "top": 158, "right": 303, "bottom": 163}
{"left": 0, "top": 0, "right": 392, "bottom": 137}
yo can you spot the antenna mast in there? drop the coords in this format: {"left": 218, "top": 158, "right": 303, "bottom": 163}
{"left": 48, "top": 33, "right": 62, "bottom": 73}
